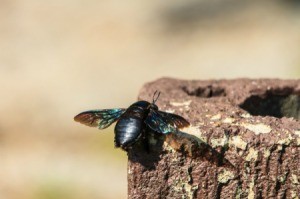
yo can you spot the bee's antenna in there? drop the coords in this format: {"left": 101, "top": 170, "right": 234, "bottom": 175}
{"left": 153, "top": 90, "right": 161, "bottom": 104}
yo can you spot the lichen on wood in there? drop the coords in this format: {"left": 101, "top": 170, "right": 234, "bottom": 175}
{"left": 128, "top": 78, "right": 300, "bottom": 199}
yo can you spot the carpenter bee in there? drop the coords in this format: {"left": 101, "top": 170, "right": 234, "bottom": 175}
{"left": 74, "top": 91, "right": 190, "bottom": 151}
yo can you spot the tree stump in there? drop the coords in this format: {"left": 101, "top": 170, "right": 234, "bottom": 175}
{"left": 128, "top": 78, "right": 300, "bottom": 199}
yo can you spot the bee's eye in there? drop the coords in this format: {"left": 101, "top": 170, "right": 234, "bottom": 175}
{"left": 152, "top": 104, "right": 158, "bottom": 110}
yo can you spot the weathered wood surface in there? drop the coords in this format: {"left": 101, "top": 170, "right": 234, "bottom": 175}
{"left": 128, "top": 78, "right": 300, "bottom": 199}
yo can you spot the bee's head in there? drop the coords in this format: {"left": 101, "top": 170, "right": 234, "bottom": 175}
{"left": 151, "top": 90, "right": 160, "bottom": 110}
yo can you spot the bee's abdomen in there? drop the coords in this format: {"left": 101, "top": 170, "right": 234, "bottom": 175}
{"left": 114, "top": 117, "right": 143, "bottom": 149}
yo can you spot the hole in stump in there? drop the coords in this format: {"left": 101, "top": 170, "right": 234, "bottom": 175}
{"left": 239, "top": 89, "right": 300, "bottom": 120}
{"left": 182, "top": 85, "right": 226, "bottom": 98}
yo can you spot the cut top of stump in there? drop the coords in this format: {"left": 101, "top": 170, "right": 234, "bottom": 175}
{"left": 139, "top": 78, "right": 300, "bottom": 147}
{"left": 128, "top": 78, "right": 300, "bottom": 199}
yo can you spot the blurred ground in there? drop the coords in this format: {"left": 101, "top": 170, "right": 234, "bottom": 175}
{"left": 0, "top": 0, "right": 300, "bottom": 198}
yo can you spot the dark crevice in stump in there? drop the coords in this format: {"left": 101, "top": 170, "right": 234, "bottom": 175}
{"left": 239, "top": 88, "right": 300, "bottom": 120}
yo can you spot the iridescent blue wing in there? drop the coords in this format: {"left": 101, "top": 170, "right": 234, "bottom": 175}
{"left": 145, "top": 110, "right": 175, "bottom": 134}
{"left": 157, "top": 111, "right": 190, "bottom": 129}
{"left": 74, "top": 108, "right": 126, "bottom": 129}
{"left": 145, "top": 109, "right": 189, "bottom": 134}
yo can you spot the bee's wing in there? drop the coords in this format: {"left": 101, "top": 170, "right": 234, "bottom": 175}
{"left": 157, "top": 111, "right": 190, "bottom": 129}
{"left": 74, "top": 108, "right": 126, "bottom": 129}
{"left": 145, "top": 109, "right": 189, "bottom": 134}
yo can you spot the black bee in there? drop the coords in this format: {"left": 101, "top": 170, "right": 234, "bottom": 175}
{"left": 74, "top": 91, "right": 190, "bottom": 150}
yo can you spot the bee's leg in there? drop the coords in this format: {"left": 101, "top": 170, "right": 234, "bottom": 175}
{"left": 141, "top": 128, "right": 150, "bottom": 153}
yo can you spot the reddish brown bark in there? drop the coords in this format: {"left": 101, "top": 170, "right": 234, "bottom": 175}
{"left": 128, "top": 78, "right": 300, "bottom": 199}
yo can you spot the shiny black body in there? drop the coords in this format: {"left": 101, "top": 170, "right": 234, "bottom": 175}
{"left": 114, "top": 101, "right": 151, "bottom": 149}
{"left": 74, "top": 92, "right": 189, "bottom": 151}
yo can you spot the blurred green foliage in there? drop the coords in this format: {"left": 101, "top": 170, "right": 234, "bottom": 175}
{"left": 34, "top": 179, "right": 74, "bottom": 199}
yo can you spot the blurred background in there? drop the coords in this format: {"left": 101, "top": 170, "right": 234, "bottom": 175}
{"left": 0, "top": 0, "right": 300, "bottom": 198}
